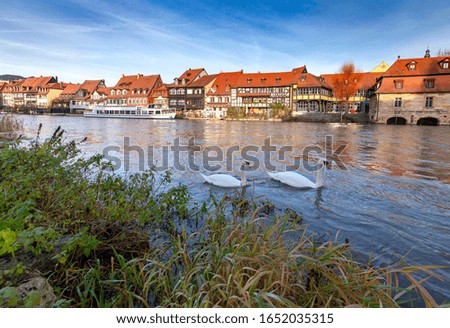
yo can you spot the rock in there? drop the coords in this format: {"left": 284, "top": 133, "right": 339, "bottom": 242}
{"left": 15, "top": 277, "right": 56, "bottom": 307}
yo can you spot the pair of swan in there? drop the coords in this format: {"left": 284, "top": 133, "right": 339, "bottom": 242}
{"left": 200, "top": 160, "right": 328, "bottom": 189}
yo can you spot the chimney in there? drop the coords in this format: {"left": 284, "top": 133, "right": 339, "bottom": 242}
{"left": 122, "top": 74, "right": 125, "bottom": 78}
{"left": 397, "top": 55, "right": 401, "bottom": 59}
{"left": 424, "top": 47, "right": 431, "bottom": 58}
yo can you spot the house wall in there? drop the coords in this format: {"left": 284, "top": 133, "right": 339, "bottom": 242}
{"left": 371, "top": 93, "right": 450, "bottom": 125}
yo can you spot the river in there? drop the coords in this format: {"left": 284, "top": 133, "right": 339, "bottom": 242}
{"left": 18, "top": 115, "right": 450, "bottom": 305}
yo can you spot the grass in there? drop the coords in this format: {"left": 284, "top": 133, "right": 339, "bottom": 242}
{"left": 0, "top": 126, "right": 447, "bottom": 307}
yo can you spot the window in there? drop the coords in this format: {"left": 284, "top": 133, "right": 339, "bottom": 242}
{"left": 443, "top": 62, "right": 449, "bottom": 69}
{"left": 225, "top": 85, "right": 230, "bottom": 92}
{"left": 247, "top": 78, "right": 252, "bottom": 84}
{"left": 424, "top": 79, "right": 435, "bottom": 88}
{"left": 409, "top": 63, "right": 416, "bottom": 71}
{"left": 300, "top": 75, "right": 306, "bottom": 82}
{"left": 394, "top": 98, "right": 402, "bottom": 108}
{"left": 425, "top": 97, "right": 433, "bottom": 108}
{"left": 395, "top": 81, "right": 403, "bottom": 89}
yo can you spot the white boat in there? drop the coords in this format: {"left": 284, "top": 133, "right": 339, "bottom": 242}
{"left": 84, "top": 104, "right": 176, "bottom": 119}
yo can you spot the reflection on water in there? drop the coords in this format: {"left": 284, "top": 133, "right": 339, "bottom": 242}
{"left": 20, "top": 115, "right": 450, "bottom": 304}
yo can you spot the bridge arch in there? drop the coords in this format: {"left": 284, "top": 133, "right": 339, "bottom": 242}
{"left": 386, "top": 116, "right": 407, "bottom": 125}
{"left": 417, "top": 117, "right": 439, "bottom": 126}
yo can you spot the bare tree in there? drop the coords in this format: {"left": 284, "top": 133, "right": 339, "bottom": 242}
{"left": 436, "top": 49, "right": 450, "bottom": 56}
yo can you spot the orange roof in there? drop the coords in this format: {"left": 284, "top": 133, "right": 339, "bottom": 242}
{"left": 112, "top": 74, "right": 161, "bottom": 98}
{"left": 377, "top": 75, "right": 450, "bottom": 93}
{"left": 207, "top": 71, "right": 243, "bottom": 95}
{"left": 177, "top": 68, "right": 205, "bottom": 84}
{"left": 383, "top": 56, "right": 450, "bottom": 77}
{"left": 234, "top": 70, "right": 297, "bottom": 87}
{"left": 130, "top": 75, "right": 160, "bottom": 90}
{"left": 61, "top": 83, "right": 81, "bottom": 95}
{"left": 154, "top": 84, "right": 168, "bottom": 92}
{"left": 114, "top": 74, "right": 138, "bottom": 89}
{"left": 95, "top": 87, "right": 112, "bottom": 95}
{"left": 321, "top": 72, "right": 381, "bottom": 91}
{"left": 80, "top": 80, "right": 103, "bottom": 94}
{"left": 187, "top": 74, "right": 217, "bottom": 87}
{"left": 294, "top": 72, "right": 332, "bottom": 89}
{"left": 21, "top": 76, "right": 55, "bottom": 89}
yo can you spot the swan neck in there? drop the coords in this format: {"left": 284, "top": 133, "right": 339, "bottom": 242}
{"left": 240, "top": 169, "right": 247, "bottom": 186}
{"left": 315, "top": 163, "right": 325, "bottom": 188}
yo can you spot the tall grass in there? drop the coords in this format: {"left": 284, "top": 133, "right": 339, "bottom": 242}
{"left": 142, "top": 200, "right": 444, "bottom": 308}
{"left": 0, "top": 127, "right": 446, "bottom": 307}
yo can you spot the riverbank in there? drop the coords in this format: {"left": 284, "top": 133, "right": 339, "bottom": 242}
{"left": 0, "top": 128, "right": 443, "bottom": 307}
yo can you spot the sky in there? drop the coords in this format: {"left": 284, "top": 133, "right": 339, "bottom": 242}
{"left": 0, "top": 0, "right": 449, "bottom": 85}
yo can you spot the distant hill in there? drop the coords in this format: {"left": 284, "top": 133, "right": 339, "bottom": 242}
{"left": 0, "top": 74, "right": 25, "bottom": 81}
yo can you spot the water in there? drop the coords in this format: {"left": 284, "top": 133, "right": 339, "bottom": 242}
{"left": 18, "top": 115, "right": 450, "bottom": 304}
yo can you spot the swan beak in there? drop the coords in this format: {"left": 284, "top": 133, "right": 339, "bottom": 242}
{"left": 323, "top": 160, "right": 331, "bottom": 169}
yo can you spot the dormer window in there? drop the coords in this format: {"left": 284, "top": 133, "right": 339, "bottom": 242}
{"left": 300, "top": 75, "right": 306, "bottom": 82}
{"left": 440, "top": 58, "right": 449, "bottom": 69}
{"left": 261, "top": 78, "right": 266, "bottom": 85}
{"left": 226, "top": 85, "right": 230, "bottom": 92}
{"left": 247, "top": 78, "right": 252, "bottom": 84}
{"left": 275, "top": 77, "right": 281, "bottom": 84}
{"left": 394, "top": 80, "right": 403, "bottom": 89}
{"left": 182, "top": 78, "right": 186, "bottom": 85}
{"left": 408, "top": 61, "right": 416, "bottom": 71}
{"left": 424, "top": 79, "right": 435, "bottom": 88}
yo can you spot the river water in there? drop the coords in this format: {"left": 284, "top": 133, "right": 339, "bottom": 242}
{"left": 19, "top": 115, "right": 450, "bottom": 304}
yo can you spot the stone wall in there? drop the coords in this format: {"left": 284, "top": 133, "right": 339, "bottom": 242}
{"left": 370, "top": 93, "right": 450, "bottom": 125}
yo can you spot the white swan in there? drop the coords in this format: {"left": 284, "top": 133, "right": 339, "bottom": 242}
{"left": 267, "top": 160, "right": 328, "bottom": 188}
{"left": 200, "top": 162, "right": 250, "bottom": 188}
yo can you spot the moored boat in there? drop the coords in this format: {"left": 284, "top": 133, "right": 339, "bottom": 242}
{"left": 84, "top": 104, "right": 176, "bottom": 119}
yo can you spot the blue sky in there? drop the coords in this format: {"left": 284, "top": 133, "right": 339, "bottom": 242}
{"left": 1, "top": 0, "right": 449, "bottom": 85}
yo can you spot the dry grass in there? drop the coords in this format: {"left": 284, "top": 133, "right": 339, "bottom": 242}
{"left": 141, "top": 201, "right": 444, "bottom": 308}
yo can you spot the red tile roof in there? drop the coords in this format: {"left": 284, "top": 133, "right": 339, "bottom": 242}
{"left": 295, "top": 72, "right": 332, "bottom": 89}
{"left": 177, "top": 68, "right": 206, "bottom": 85}
{"left": 187, "top": 74, "right": 217, "bottom": 87}
{"left": 377, "top": 75, "right": 450, "bottom": 93}
{"left": 61, "top": 83, "right": 81, "bottom": 95}
{"left": 207, "top": 71, "right": 243, "bottom": 95}
{"left": 130, "top": 75, "right": 160, "bottom": 89}
{"left": 382, "top": 56, "right": 450, "bottom": 77}
{"left": 154, "top": 84, "right": 168, "bottom": 92}
{"left": 234, "top": 71, "right": 294, "bottom": 87}
{"left": 321, "top": 72, "right": 381, "bottom": 91}
{"left": 80, "top": 80, "right": 103, "bottom": 94}
{"left": 95, "top": 87, "right": 112, "bottom": 95}
{"left": 114, "top": 75, "right": 138, "bottom": 89}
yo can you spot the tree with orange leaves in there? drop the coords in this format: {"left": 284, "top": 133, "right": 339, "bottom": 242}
{"left": 333, "top": 63, "right": 358, "bottom": 114}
